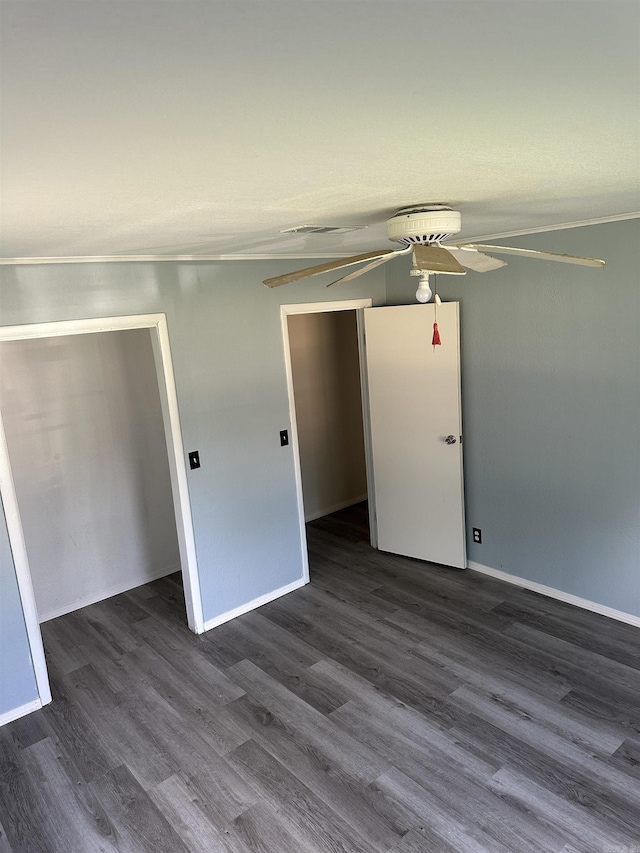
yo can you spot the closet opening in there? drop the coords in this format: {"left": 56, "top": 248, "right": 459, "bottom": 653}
{"left": 281, "top": 298, "right": 375, "bottom": 579}
{"left": 0, "top": 314, "right": 203, "bottom": 711}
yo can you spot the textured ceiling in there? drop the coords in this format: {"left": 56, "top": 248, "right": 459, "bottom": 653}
{"left": 1, "top": 0, "right": 639, "bottom": 260}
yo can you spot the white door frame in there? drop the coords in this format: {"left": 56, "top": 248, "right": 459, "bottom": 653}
{"left": 0, "top": 313, "right": 204, "bottom": 713}
{"left": 280, "top": 298, "right": 377, "bottom": 579}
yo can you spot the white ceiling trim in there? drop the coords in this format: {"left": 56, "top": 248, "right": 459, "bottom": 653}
{"left": 0, "top": 254, "right": 353, "bottom": 265}
{"left": 1, "top": 212, "right": 637, "bottom": 266}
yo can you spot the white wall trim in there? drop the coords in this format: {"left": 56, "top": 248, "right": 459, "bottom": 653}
{"left": 38, "top": 564, "right": 180, "bottom": 624}
{"left": 0, "top": 698, "right": 43, "bottom": 728}
{"left": 202, "top": 576, "right": 308, "bottom": 632}
{"left": 151, "top": 315, "right": 205, "bottom": 634}
{"left": 0, "top": 409, "right": 51, "bottom": 706}
{"left": 355, "top": 307, "right": 378, "bottom": 549}
{"left": 280, "top": 298, "right": 374, "bottom": 577}
{"left": 468, "top": 560, "right": 640, "bottom": 629}
{"left": 304, "top": 494, "right": 368, "bottom": 523}
{"left": 0, "top": 313, "right": 205, "bottom": 721}
{"left": 281, "top": 299, "right": 374, "bottom": 316}
{"left": 0, "top": 314, "right": 171, "bottom": 340}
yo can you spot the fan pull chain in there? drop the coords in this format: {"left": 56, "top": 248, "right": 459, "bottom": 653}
{"left": 432, "top": 276, "right": 441, "bottom": 349}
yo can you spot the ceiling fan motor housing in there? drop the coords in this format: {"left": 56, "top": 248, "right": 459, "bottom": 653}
{"left": 387, "top": 204, "right": 462, "bottom": 245}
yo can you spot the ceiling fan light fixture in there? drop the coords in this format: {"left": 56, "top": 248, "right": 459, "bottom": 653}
{"left": 415, "top": 273, "right": 433, "bottom": 303}
{"left": 387, "top": 205, "right": 462, "bottom": 246}
{"left": 263, "top": 203, "right": 604, "bottom": 289}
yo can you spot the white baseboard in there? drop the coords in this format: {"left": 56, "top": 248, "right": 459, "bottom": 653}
{"left": 203, "top": 576, "right": 308, "bottom": 633}
{"left": 0, "top": 697, "right": 43, "bottom": 728}
{"left": 468, "top": 560, "right": 640, "bottom": 629}
{"left": 38, "top": 563, "right": 181, "bottom": 623}
{"left": 304, "top": 494, "right": 368, "bottom": 523}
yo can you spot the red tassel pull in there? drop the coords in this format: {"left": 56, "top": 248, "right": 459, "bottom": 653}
{"left": 432, "top": 322, "right": 441, "bottom": 346}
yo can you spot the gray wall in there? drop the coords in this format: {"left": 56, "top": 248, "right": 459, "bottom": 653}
{"left": 387, "top": 218, "right": 640, "bottom": 616}
{"left": 0, "top": 259, "right": 386, "bottom": 717}
{"left": 0, "top": 329, "right": 180, "bottom": 622}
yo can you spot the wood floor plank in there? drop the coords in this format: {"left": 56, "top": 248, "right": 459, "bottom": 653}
{"left": 1, "top": 715, "right": 48, "bottom": 752}
{"left": 2, "top": 501, "right": 639, "bottom": 852}
{"left": 196, "top": 620, "right": 253, "bottom": 670}
{"left": 78, "top": 599, "right": 142, "bottom": 656}
{"left": 463, "top": 613, "right": 640, "bottom": 712}
{"left": 61, "top": 665, "right": 178, "bottom": 790}
{"left": 450, "top": 712, "right": 640, "bottom": 842}
{"left": 329, "top": 698, "right": 497, "bottom": 785}
{"left": 489, "top": 767, "right": 639, "bottom": 851}
{"left": 227, "top": 801, "right": 309, "bottom": 853}
{"left": 98, "top": 588, "right": 151, "bottom": 626}
{"left": 270, "top": 581, "right": 417, "bottom": 651}
{"left": 492, "top": 598, "right": 640, "bottom": 671}
{"left": 451, "top": 682, "right": 625, "bottom": 757}
{"left": 284, "top": 585, "right": 463, "bottom": 698}
{"left": 370, "top": 766, "right": 516, "bottom": 853}
{"left": 608, "top": 737, "right": 640, "bottom": 781}
{"left": 226, "top": 659, "right": 389, "bottom": 785}
{"left": 116, "top": 644, "right": 250, "bottom": 757}
{"left": 224, "top": 693, "right": 402, "bottom": 852}
{"left": 559, "top": 686, "right": 640, "bottom": 740}
{"left": 40, "top": 679, "right": 121, "bottom": 784}
{"left": 132, "top": 615, "right": 245, "bottom": 704}
{"left": 504, "top": 622, "right": 640, "bottom": 695}
{"left": 117, "top": 680, "right": 261, "bottom": 823}
{"left": 498, "top": 582, "right": 640, "bottom": 647}
{"left": 0, "top": 734, "right": 57, "bottom": 853}
{"left": 328, "top": 700, "right": 572, "bottom": 853}
{"left": 40, "top": 618, "right": 89, "bottom": 677}
{"left": 410, "top": 628, "right": 572, "bottom": 703}
{"left": 448, "top": 683, "right": 634, "bottom": 808}
{"left": 261, "top": 600, "right": 467, "bottom": 727}
{"left": 89, "top": 764, "right": 192, "bottom": 853}
{"left": 55, "top": 610, "right": 133, "bottom": 694}
{"left": 239, "top": 610, "right": 324, "bottom": 669}
{"left": 384, "top": 605, "right": 572, "bottom": 701}
{"left": 385, "top": 828, "right": 460, "bottom": 853}
{"left": 215, "top": 612, "right": 344, "bottom": 715}
{"left": 0, "top": 818, "right": 13, "bottom": 853}
{"left": 371, "top": 580, "right": 514, "bottom": 638}
{"left": 310, "top": 563, "right": 400, "bottom": 621}
{"left": 147, "top": 773, "right": 251, "bottom": 853}
{"left": 17, "top": 737, "right": 116, "bottom": 853}
{"left": 225, "top": 739, "right": 373, "bottom": 853}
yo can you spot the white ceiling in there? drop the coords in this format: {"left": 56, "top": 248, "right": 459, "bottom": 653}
{"left": 1, "top": 0, "right": 639, "bottom": 260}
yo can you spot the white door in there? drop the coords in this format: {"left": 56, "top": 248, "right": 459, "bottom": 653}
{"left": 364, "top": 302, "right": 466, "bottom": 568}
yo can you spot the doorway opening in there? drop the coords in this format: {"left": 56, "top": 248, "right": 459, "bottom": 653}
{"left": 0, "top": 314, "right": 203, "bottom": 712}
{"left": 281, "top": 299, "right": 375, "bottom": 577}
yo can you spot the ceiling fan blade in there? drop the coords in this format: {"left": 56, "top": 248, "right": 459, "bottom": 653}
{"left": 263, "top": 249, "right": 397, "bottom": 288}
{"left": 326, "top": 255, "right": 393, "bottom": 287}
{"left": 446, "top": 247, "right": 508, "bottom": 272}
{"left": 413, "top": 244, "right": 466, "bottom": 275}
{"left": 460, "top": 244, "right": 605, "bottom": 268}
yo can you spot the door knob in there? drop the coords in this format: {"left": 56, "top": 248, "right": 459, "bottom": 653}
{"left": 445, "top": 435, "right": 457, "bottom": 444}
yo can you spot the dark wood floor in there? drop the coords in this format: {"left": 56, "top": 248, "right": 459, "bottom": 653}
{"left": 1, "top": 503, "right": 639, "bottom": 852}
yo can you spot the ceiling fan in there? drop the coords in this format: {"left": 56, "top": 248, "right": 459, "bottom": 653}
{"left": 263, "top": 204, "right": 605, "bottom": 301}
